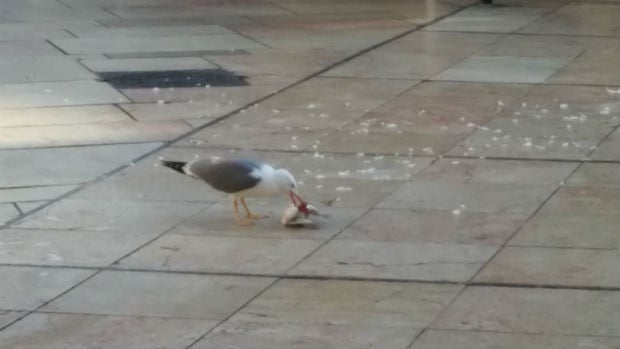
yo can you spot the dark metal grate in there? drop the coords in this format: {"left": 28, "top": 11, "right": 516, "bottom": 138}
{"left": 98, "top": 69, "right": 248, "bottom": 89}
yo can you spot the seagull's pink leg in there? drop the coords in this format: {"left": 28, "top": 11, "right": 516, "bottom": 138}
{"left": 240, "top": 197, "right": 268, "bottom": 220}
{"left": 233, "top": 197, "right": 253, "bottom": 226}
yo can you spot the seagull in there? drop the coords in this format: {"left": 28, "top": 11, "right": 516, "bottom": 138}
{"left": 161, "top": 157, "right": 307, "bottom": 226}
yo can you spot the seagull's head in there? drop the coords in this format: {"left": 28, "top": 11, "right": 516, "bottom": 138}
{"left": 273, "top": 168, "right": 298, "bottom": 194}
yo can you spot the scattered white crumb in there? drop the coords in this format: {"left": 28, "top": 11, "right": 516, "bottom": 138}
{"left": 336, "top": 186, "right": 353, "bottom": 192}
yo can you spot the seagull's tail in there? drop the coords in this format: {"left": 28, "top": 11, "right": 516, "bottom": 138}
{"left": 161, "top": 160, "right": 188, "bottom": 175}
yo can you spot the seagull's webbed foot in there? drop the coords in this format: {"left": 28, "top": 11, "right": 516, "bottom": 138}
{"left": 240, "top": 197, "right": 268, "bottom": 220}
{"left": 233, "top": 197, "right": 254, "bottom": 226}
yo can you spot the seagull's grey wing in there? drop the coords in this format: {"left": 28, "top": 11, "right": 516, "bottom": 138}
{"left": 187, "top": 158, "right": 262, "bottom": 193}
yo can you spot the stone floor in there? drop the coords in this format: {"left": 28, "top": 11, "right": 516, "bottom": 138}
{"left": 1, "top": 0, "right": 619, "bottom": 348}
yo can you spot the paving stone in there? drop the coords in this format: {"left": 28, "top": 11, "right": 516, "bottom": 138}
{"left": 15, "top": 202, "right": 45, "bottom": 214}
{"left": 0, "top": 204, "right": 19, "bottom": 225}
{"left": 0, "top": 185, "right": 77, "bottom": 203}
{"left": 118, "top": 234, "right": 322, "bottom": 274}
{"left": 476, "top": 34, "right": 585, "bottom": 58}
{"left": 0, "top": 143, "right": 160, "bottom": 187}
{"left": 0, "top": 313, "right": 216, "bottom": 349}
{"left": 50, "top": 34, "right": 265, "bottom": 54}
{"left": 427, "top": 5, "right": 546, "bottom": 33}
{"left": 69, "top": 25, "right": 233, "bottom": 38}
{"left": 0, "top": 310, "right": 24, "bottom": 329}
{"left": 0, "top": 57, "right": 94, "bottom": 84}
{"left": 509, "top": 187, "right": 620, "bottom": 249}
{"left": 412, "top": 330, "right": 620, "bottom": 349}
{"left": 80, "top": 57, "right": 217, "bottom": 72}
{"left": 289, "top": 240, "right": 497, "bottom": 281}
{"left": 415, "top": 158, "right": 577, "bottom": 186}
{"left": 209, "top": 48, "right": 352, "bottom": 77}
{"left": 475, "top": 246, "right": 620, "bottom": 288}
{"left": 565, "top": 163, "right": 620, "bottom": 188}
{"left": 0, "top": 41, "right": 62, "bottom": 58}
{"left": 195, "top": 320, "right": 418, "bottom": 349}
{"left": 338, "top": 209, "right": 529, "bottom": 245}
{"left": 168, "top": 200, "right": 366, "bottom": 241}
{"left": 547, "top": 58, "right": 620, "bottom": 85}
{"left": 235, "top": 279, "right": 462, "bottom": 328}
{"left": 95, "top": 16, "right": 251, "bottom": 28}
{"left": 432, "top": 56, "right": 571, "bottom": 83}
{"left": 0, "top": 266, "right": 94, "bottom": 310}
{"left": 119, "top": 100, "right": 234, "bottom": 121}
{"left": 0, "top": 228, "right": 152, "bottom": 267}
{"left": 379, "top": 182, "right": 555, "bottom": 215}
{"left": 0, "top": 80, "right": 128, "bottom": 109}
{"left": 15, "top": 199, "right": 210, "bottom": 236}
{"left": 261, "top": 77, "right": 416, "bottom": 112}
{"left": 0, "top": 105, "right": 130, "bottom": 127}
{"left": 0, "top": 121, "right": 191, "bottom": 149}
{"left": 431, "top": 286, "right": 620, "bottom": 336}
{"left": 592, "top": 127, "right": 620, "bottom": 161}
{"left": 236, "top": 28, "right": 405, "bottom": 50}
{"left": 43, "top": 271, "right": 275, "bottom": 319}
{"left": 107, "top": 3, "right": 289, "bottom": 17}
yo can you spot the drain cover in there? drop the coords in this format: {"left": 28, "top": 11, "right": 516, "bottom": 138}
{"left": 99, "top": 69, "right": 248, "bottom": 89}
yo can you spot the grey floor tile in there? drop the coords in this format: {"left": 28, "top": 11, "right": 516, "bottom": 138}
{"left": 195, "top": 320, "right": 418, "bottom": 349}
{"left": 69, "top": 25, "right": 233, "bottom": 38}
{"left": 0, "top": 313, "right": 217, "bottom": 349}
{"left": 289, "top": 240, "right": 497, "bottom": 281}
{"left": 0, "top": 228, "right": 153, "bottom": 267}
{"left": 0, "top": 310, "right": 25, "bottom": 329}
{"left": 339, "top": 208, "right": 529, "bottom": 245}
{"left": 0, "top": 143, "right": 160, "bottom": 187}
{"left": 565, "top": 163, "right": 620, "bottom": 188}
{"left": 432, "top": 56, "right": 571, "bottom": 83}
{"left": 0, "top": 185, "right": 77, "bottom": 203}
{"left": 0, "top": 41, "right": 62, "bottom": 58}
{"left": 0, "top": 105, "right": 130, "bottom": 127}
{"left": 0, "top": 266, "right": 94, "bottom": 310}
{"left": 80, "top": 57, "right": 217, "bottom": 72}
{"left": 43, "top": 271, "right": 275, "bottom": 319}
{"left": 412, "top": 330, "right": 620, "bottom": 349}
{"left": 476, "top": 246, "right": 620, "bottom": 287}
{"left": 50, "top": 34, "right": 265, "bottom": 54}
{"left": 0, "top": 80, "right": 128, "bottom": 109}
{"left": 0, "top": 57, "right": 94, "bottom": 83}
{"left": 15, "top": 199, "right": 210, "bottom": 236}
{"left": 118, "top": 234, "right": 322, "bottom": 274}
{"left": 0, "top": 121, "right": 191, "bottom": 149}
{"left": 427, "top": 5, "right": 546, "bottom": 33}
{"left": 235, "top": 279, "right": 462, "bottom": 328}
{"left": 432, "top": 286, "right": 620, "bottom": 336}
{"left": 0, "top": 204, "right": 20, "bottom": 225}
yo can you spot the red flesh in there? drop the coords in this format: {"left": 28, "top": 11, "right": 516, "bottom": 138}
{"left": 289, "top": 191, "right": 311, "bottom": 216}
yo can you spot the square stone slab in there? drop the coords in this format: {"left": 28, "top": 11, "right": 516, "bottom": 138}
{"left": 0, "top": 313, "right": 217, "bottom": 349}
{"left": 0, "top": 105, "right": 130, "bottom": 128}
{"left": 70, "top": 25, "right": 233, "bottom": 38}
{"left": 0, "top": 204, "right": 19, "bottom": 225}
{"left": 592, "top": 127, "right": 620, "bottom": 161}
{"left": 0, "top": 143, "right": 160, "bottom": 187}
{"left": 0, "top": 266, "right": 94, "bottom": 310}
{"left": 427, "top": 6, "right": 546, "bottom": 33}
{"left": 0, "top": 121, "right": 191, "bottom": 149}
{"left": 509, "top": 187, "right": 620, "bottom": 249}
{"left": 80, "top": 57, "right": 218, "bottom": 72}
{"left": 475, "top": 246, "right": 620, "bottom": 288}
{"left": 0, "top": 41, "right": 62, "bottom": 58}
{"left": 195, "top": 319, "right": 418, "bottom": 349}
{"left": 412, "top": 330, "right": 620, "bottom": 349}
{"left": 378, "top": 182, "right": 555, "bottom": 215}
{"left": 118, "top": 234, "right": 322, "bottom": 274}
{"left": 16, "top": 199, "right": 210, "bottom": 236}
{"left": 431, "top": 286, "right": 620, "bottom": 336}
{"left": 235, "top": 279, "right": 462, "bottom": 328}
{"left": 432, "top": 56, "right": 571, "bottom": 83}
{"left": 338, "top": 208, "right": 530, "bottom": 245}
{"left": 0, "top": 56, "right": 94, "bottom": 84}
{"left": 0, "top": 80, "right": 128, "bottom": 109}
{"left": 50, "top": 34, "right": 265, "bottom": 54}
{"left": 43, "top": 271, "right": 275, "bottom": 319}
{"left": 288, "top": 240, "right": 497, "bottom": 282}
{"left": 0, "top": 311, "right": 25, "bottom": 329}
{"left": 261, "top": 77, "right": 417, "bottom": 112}
{"left": 565, "top": 163, "right": 620, "bottom": 188}
{"left": 0, "top": 228, "right": 153, "bottom": 267}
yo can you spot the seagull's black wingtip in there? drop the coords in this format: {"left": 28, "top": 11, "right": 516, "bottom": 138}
{"left": 161, "top": 160, "right": 188, "bottom": 174}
